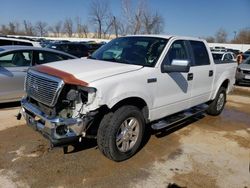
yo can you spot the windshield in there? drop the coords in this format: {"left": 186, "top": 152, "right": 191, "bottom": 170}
{"left": 90, "top": 37, "right": 168, "bottom": 67}
{"left": 212, "top": 53, "right": 223, "bottom": 60}
{"left": 243, "top": 57, "right": 250, "bottom": 64}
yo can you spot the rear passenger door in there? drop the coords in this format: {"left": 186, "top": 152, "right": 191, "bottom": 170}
{"left": 188, "top": 40, "right": 214, "bottom": 106}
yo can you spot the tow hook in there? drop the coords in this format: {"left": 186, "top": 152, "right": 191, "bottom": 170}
{"left": 16, "top": 112, "right": 22, "bottom": 120}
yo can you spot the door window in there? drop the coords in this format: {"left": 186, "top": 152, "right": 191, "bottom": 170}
{"left": 190, "top": 41, "right": 210, "bottom": 66}
{"left": 36, "top": 51, "right": 68, "bottom": 64}
{"left": 224, "top": 53, "right": 232, "bottom": 61}
{"left": 163, "top": 40, "right": 189, "bottom": 65}
{"left": 0, "top": 51, "right": 31, "bottom": 67}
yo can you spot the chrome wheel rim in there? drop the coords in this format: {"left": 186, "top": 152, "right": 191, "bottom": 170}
{"left": 217, "top": 93, "right": 225, "bottom": 111}
{"left": 116, "top": 117, "right": 140, "bottom": 152}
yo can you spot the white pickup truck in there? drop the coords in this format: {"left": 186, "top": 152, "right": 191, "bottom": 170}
{"left": 20, "top": 35, "right": 237, "bottom": 161}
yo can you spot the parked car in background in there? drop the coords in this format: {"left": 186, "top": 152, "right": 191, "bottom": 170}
{"left": 46, "top": 42, "right": 90, "bottom": 58}
{"left": 81, "top": 42, "right": 105, "bottom": 54}
{"left": 227, "top": 48, "right": 240, "bottom": 55}
{"left": 211, "top": 46, "right": 227, "bottom": 52}
{"left": 212, "top": 51, "right": 236, "bottom": 64}
{"left": 243, "top": 50, "right": 250, "bottom": 58}
{"left": 0, "top": 45, "right": 77, "bottom": 103}
{"left": 236, "top": 56, "right": 250, "bottom": 85}
{"left": 0, "top": 36, "right": 41, "bottom": 47}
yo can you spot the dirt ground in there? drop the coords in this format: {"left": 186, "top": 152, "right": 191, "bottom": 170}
{"left": 0, "top": 86, "right": 249, "bottom": 188}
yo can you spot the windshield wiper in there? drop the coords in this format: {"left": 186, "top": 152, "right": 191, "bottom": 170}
{"left": 88, "top": 56, "right": 96, "bottom": 59}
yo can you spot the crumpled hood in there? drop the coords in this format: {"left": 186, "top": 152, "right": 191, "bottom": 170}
{"left": 37, "top": 58, "right": 143, "bottom": 83}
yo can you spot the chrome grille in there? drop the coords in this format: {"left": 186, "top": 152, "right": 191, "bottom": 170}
{"left": 243, "top": 70, "right": 250, "bottom": 74}
{"left": 25, "top": 70, "right": 64, "bottom": 107}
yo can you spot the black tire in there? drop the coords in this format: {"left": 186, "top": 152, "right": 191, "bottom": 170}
{"left": 97, "top": 105, "right": 145, "bottom": 162}
{"left": 206, "top": 87, "right": 226, "bottom": 116}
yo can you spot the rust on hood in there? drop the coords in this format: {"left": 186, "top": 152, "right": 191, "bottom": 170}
{"left": 32, "top": 65, "right": 88, "bottom": 86}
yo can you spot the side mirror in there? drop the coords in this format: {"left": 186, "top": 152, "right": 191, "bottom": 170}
{"left": 162, "top": 59, "right": 190, "bottom": 73}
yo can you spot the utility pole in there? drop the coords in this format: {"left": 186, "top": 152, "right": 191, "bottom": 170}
{"left": 113, "top": 16, "right": 118, "bottom": 38}
{"left": 233, "top": 31, "right": 237, "bottom": 40}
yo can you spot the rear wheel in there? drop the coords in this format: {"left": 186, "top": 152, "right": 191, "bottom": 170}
{"left": 206, "top": 87, "right": 226, "bottom": 116}
{"left": 97, "top": 105, "right": 145, "bottom": 162}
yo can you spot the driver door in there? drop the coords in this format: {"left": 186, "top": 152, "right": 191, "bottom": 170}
{"left": 151, "top": 40, "right": 193, "bottom": 120}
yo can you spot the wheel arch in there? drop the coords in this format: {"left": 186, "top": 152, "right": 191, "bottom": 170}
{"left": 110, "top": 97, "right": 149, "bottom": 123}
{"left": 212, "top": 79, "right": 230, "bottom": 100}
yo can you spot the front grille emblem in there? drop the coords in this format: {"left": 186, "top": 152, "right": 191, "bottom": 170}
{"left": 31, "top": 84, "right": 39, "bottom": 92}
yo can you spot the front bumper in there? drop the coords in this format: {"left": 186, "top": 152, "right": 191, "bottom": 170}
{"left": 236, "top": 71, "right": 250, "bottom": 84}
{"left": 21, "top": 98, "right": 86, "bottom": 147}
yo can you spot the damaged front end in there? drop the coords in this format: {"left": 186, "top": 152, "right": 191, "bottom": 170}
{"left": 20, "top": 69, "right": 100, "bottom": 147}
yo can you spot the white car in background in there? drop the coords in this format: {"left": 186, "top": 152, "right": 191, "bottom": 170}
{"left": 212, "top": 51, "right": 236, "bottom": 64}
{"left": 0, "top": 36, "right": 41, "bottom": 47}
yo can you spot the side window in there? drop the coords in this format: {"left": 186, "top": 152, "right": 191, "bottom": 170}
{"left": 0, "top": 51, "right": 31, "bottom": 67}
{"left": 224, "top": 53, "right": 231, "bottom": 61}
{"left": 163, "top": 40, "right": 188, "bottom": 65}
{"left": 37, "top": 51, "right": 65, "bottom": 64}
{"left": 190, "top": 41, "right": 210, "bottom": 66}
{"left": 0, "top": 39, "right": 13, "bottom": 46}
{"left": 13, "top": 41, "right": 33, "bottom": 46}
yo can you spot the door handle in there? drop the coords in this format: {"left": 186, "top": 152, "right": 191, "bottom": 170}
{"left": 187, "top": 73, "right": 193, "bottom": 81}
{"left": 209, "top": 70, "right": 213, "bottom": 77}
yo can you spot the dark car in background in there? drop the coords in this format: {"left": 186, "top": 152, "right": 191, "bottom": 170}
{"left": 81, "top": 42, "right": 105, "bottom": 54}
{"left": 236, "top": 56, "right": 250, "bottom": 85}
{"left": 243, "top": 50, "right": 250, "bottom": 58}
{"left": 46, "top": 42, "right": 90, "bottom": 58}
{"left": 46, "top": 41, "right": 104, "bottom": 58}
{"left": 0, "top": 45, "right": 77, "bottom": 103}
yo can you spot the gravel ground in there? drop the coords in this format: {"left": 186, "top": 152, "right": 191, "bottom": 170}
{"left": 0, "top": 86, "right": 249, "bottom": 188}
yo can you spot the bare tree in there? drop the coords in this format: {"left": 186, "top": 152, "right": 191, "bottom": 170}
{"left": 75, "top": 17, "right": 89, "bottom": 38}
{"left": 0, "top": 25, "right": 10, "bottom": 35}
{"left": 142, "top": 12, "right": 164, "bottom": 34}
{"left": 35, "top": 21, "right": 48, "bottom": 37}
{"left": 0, "top": 22, "right": 21, "bottom": 35}
{"left": 49, "top": 21, "right": 62, "bottom": 37}
{"left": 231, "top": 28, "right": 250, "bottom": 44}
{"left": 89, "top": 0, "right": 111, "bottom": 38}
{"left": 205, "top": 36, "right": 215, "bottom": 43}
{"left": 64, "top": 18, "right": 73, "bottom": 37}
{"left": 122, "top": 0, "right": 143, "bottom": 34}
{"left": 121, "top": 0, "right": 164, "bottom": 35}
{"left": 23, "top": 20, "right": 35, "bottom": 36}
{"left": 215, "top": 28, "right": 228, "bottom": 43}
{"left": 8, "top": 22, "right": 17, "bottom": 35}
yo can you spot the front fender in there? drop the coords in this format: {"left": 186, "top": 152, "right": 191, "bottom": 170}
{"left": 106, "top": 91, "right": 153, "bottom": 110}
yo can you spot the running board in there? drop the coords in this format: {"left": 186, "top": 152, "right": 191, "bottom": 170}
{"left": 151, "top": 104, "right": 208, "bottom": 130}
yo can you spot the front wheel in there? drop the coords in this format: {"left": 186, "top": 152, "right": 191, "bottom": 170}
{"left": 97, "top": 105, "right": 145, "bottom": 162}
{"left": 206, "top": 87, "right": 226, "bottom": 116}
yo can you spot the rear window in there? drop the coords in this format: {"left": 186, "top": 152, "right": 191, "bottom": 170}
{"left": 212, "top": 53, "right": 223, "bottom": 60}
{"left": 13, "top": 41, "right": 33, "bottom": 46}
{"left": 0, "top": 39, "right": 12, "bottom": 46}
{"left": 190, "top": 41, "right": 210, "bottom": 66}
{"left": 0, "top": 39, "right": 33, "bottom": 46}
